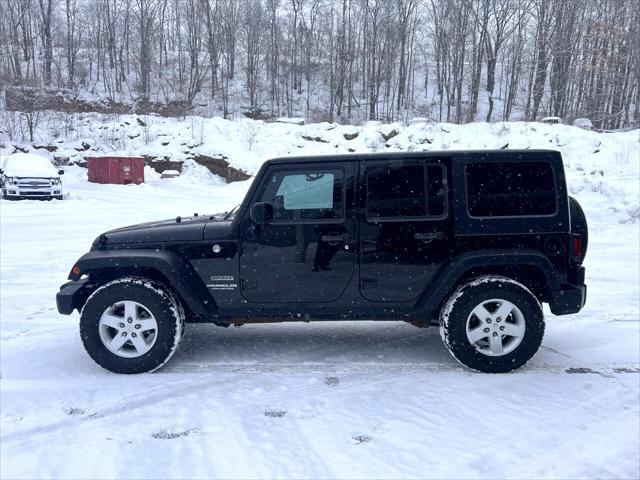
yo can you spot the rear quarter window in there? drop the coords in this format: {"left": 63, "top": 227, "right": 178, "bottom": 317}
{"left": 465, "top": 161, "right": 556, "bottom": 217}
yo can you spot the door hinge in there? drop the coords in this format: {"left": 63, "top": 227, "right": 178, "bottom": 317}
{"left": 241, "top": 278, "right": 257, "bottom": 291}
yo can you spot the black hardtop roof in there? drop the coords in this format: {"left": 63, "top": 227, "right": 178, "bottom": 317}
{"left": 267, "top": 149, "right": 561, "bottom": 165}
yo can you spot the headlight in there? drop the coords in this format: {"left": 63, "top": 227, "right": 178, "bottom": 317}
{"left": 7, "top": 177, "right": 17, "bottom": 185}
{"left": 52, "top": 178, "right": 61, "bottom": 185}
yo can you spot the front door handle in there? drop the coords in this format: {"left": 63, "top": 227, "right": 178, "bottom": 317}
{"left": 320, "top": 234, "right": 350, "bottom": 243}
{"left": 414, "top": 232, "right": 445, "bottom": 242}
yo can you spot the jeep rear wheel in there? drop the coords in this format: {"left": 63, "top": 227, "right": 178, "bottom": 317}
{"left": 439, "top": 276, "right": 544, "bottom": 373}
{"left": 80, "top": 278, "right": 184, "bottom": 374}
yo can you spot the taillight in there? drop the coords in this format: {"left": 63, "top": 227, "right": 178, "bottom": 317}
{"left": 572, "top": 235, "right": 582, "bottom": 259}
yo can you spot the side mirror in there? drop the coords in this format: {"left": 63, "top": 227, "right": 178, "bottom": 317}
{"left": 250, "top": 202, "right": 273, "bottom": 225}
{"left": 58, "top": 169, "right": 65, "bottom": 175}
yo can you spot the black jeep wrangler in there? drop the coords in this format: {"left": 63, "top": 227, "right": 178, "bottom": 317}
{"left": 57, "top": 150, "right": 587, "bottom": 374}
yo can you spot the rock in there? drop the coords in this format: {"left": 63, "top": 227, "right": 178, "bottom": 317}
{"left": 33, "top": 144, "right": 58, "bottom": 152}
{"left": 574, "top": 117, "right": 593, "bottom": 130}
{"left": 380, "top": 129, "right": 399, "bottom": 141}
{"left": 160, "top": 170, "right": 180, "bottom": 179}
{"left": 276, "top": 117, "right": 305, "bottom": 125}
{"left": 191, "top": 154, "right": 251, "bottom": 183}
{"left": 409, "top": 117, "right": 430, "bottom": 125}
{"left": 52, "top": 156, "right": 71, "bottom": 166}
{"left": 343, "top": 131, "right": 359, "bottom": 141}
{"left": 301, "top": 135, "right": 329, "bottom": 143}
{"left": 73, "top": 141, "right": 90, "bottom": 152}
{"left": 243, "top": 109, "right": 271, "bottom": 121}
{"left": 142, "top": 156, "right": 183, "bottom": 174}
{"left": 542, "top": 116, "right": 562, "bottom": 124}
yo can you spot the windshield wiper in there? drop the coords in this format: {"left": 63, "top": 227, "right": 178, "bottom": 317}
{"left": 223, "top": 204, "right": 240, "bottom": 220}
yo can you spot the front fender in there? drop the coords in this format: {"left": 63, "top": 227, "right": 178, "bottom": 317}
{"left": 67, "top": 249, "right": 217, "bottom": 316}
{"left": 417, "top": 249, "right": 560, "bottom": 314}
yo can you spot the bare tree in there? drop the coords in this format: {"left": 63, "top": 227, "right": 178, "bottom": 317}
{"left": 484, "top": 0, "right": 519, "bottom": 122}
{"left": 527, "top": 0, "right": 555, "bottom": 120}
{"left": 242, "top": 0, "right": 263, "bottom": 111}
{"left": 64, "top": 0, "right": 82, "bottom": 89}
{"left": 200, "top": 0, "right": 222, "bottom": 100}
{"left": 37, "top": 0, "right": 55, "bottom": 85}
{"left": 395, "top": 0, "right": 418, "bottom": 113}
{"left": 0, "top": 0, "right": 637, "bottom": 127}
{"left": 133, "top": 0, "right": 162, "bottom": 97}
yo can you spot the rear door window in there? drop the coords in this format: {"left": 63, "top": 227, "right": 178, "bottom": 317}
{"left": 465, "top": 161, "right": 556, "bottom": 217}
{"left": 366, "top": 161, "right": 447, "bottom": 221}
{"left": 367, "top": 163, "right": 425, "bottom": 219}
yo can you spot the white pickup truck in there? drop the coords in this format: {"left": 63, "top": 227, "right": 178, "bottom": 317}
{"left": 1, "top": 153, "right": 65, "bottom": 200}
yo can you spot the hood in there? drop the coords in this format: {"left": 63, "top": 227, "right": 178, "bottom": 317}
{"left": 2, "top": 152, "right": 60, "bottom": 178}
{"left": 95, "top": 215, "right": 219, "bottom": 246}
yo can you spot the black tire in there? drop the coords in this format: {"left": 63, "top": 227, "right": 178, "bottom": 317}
{"left": 569, "top": 196, "right": 588, "bottom": 262}
{"left": 439, "top": 276, "right": 545, "bottom": 373}
{"left": 80, "top": 277, "right": 184, "bottom": 374}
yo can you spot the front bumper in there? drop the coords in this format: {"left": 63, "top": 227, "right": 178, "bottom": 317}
{"left": 3, "top": 186, "right": 62, "bottom": 199}
{"left": 56, "top": 278, "right": 94, "bottom": 314}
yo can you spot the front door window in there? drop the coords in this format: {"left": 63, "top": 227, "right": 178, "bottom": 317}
{"left": 259, "top": 170, "right": 344, "bottom": 222}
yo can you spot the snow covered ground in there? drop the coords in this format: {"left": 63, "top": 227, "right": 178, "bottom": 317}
{"left": 1, "top": 120, "right": 639, "bottom": 479}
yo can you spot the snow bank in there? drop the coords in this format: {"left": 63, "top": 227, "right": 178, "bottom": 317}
{"left": 1, "top": 114, "right": 638, "bottom": 223}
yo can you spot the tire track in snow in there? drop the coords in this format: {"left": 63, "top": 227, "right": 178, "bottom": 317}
{"left": 0, "top": 366, "right": 406, "bottom": 448}
{"left": 3, "top": 361, "right": 637, "bottom": 449}
{"left": 162, "top": 362, "right": 639, "bottom": 375}
{"left": 0, "top": 375, "right": 220, "bottom": 446}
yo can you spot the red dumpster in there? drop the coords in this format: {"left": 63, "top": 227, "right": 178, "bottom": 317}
{"left": 87, "top": 157, "right": 145, "bottom": 184}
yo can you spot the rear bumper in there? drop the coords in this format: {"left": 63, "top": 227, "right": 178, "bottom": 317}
{"left": 56, "top": 278, "right": 93, "bottom": 314}
{"left": 549, "top": 284, "right": 587, "bottom": 315}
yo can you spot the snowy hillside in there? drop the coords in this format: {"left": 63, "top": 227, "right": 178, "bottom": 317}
{"left": 1, "top": 118, "right": 639, "bottom": 479}
{"left": 2, "top": 113, "right": 639, "bottom": 222}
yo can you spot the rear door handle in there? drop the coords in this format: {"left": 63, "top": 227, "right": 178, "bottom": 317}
{"left": 361, "top": 277, "right": 378, "bottom": 288}
{"left": 414, "top": 232, "right": 445, "bottom": 241}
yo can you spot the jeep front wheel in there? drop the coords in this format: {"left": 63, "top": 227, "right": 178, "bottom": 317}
{"left": 80, "top": 278, "right": 184, "bottom": 374}
{"left": 439, "top": 276, "right": 544, "bottom": 373}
